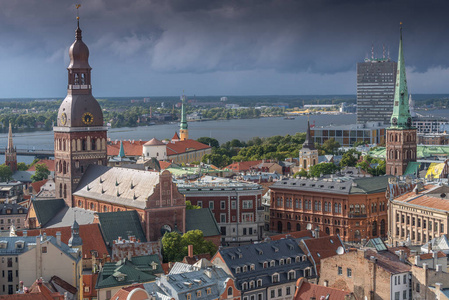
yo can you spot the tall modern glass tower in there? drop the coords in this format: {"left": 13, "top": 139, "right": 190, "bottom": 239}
{"left": 356, "top": 52, "right": 397, "bottom": 125}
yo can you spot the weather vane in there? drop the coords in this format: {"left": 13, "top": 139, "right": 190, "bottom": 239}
{"left": 76, "top": 4, "right": 81, "bottom": 20}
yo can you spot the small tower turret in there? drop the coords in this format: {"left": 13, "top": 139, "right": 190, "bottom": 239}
{"left": 299, "top": 118, "right": 318, "bottom": 171}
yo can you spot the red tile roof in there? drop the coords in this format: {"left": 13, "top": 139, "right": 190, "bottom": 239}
{"left": 295, "top": 279, "right": 351, "bottom": 300}
{"left": 82, "top": 273, "right": 98, "bottom": 299}
{"left": 16, "top": 224, "right": 108, "bottom": 259}
{"left": 166, "top": 139, "right": 211, "bottom": 156}
{"left": 144, "top": 138, "right": 165, "bottom": 146}
{"left": 419, "top": 251, "right": 446, "bottom": 260}
{"left": 110, "top": 284, "right": 146, "bottom": 300}
{"left": 31, "top": 179, "right": 48, "bottom": 194}
{"left": 27, "top": 159, "right": 55, "bottom": 172}
{"left": 172, "top": 132, "right": 180, "bottom": 140}
{"left": 107, "top": 140, "right": 146, "bottom": 157}
{"left": 225, "top": 160, "right": 263, "bottom": 172}
{"left": 159, "top": 161, "right": 173, "bottom": 170}
{"left": 364, "top": 249, "right": 411, "bottom": 274}
{"left": 301, "top": 235, "right": 344, "bottom": 274}
{"left": 182, "top": 253, "right": 212, "bottom": 265}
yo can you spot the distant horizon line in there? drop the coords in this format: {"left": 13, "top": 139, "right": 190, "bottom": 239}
{"left": 1, "top": 93, "right": 449, "bottom": 100}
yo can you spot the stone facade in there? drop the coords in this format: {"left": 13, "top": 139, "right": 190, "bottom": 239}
{"left": 411, "top": 263, "right": 449, "bottom": 300}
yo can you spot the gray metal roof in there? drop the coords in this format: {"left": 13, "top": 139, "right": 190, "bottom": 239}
{"left": 270, "top": 176, "right": 391, "bottom": 195}
{"left": 0, "top": 203, "right": 27, "bottom": 215}
{"left": 73, "top": 165, "right": 161, "bottom": 209}
{"left": 145, "top": 267, "right": 231, "bottom": 300}
{"left": 217, "top": 238, "right": 316, "bottom": 291}
{"left": 45, "top": 207, "right": 95, "bottom": 228}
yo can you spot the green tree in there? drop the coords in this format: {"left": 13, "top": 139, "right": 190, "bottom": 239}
{"left": 162, "top": 232, "right": 184, "bottom": 262}
{"left": 339, "top": 150, "right": 360, "bottom": 167}
{"left": 0, "top": 165, "right": 12, "bottom": 182}
{"left": 308, "top": 163, "right": 339, "bottom": 178}
{"left": 186, "top": 200, "right": 200, "bottom": 210}
{"left": 17, "top": 162, "right": 28, "bottom": 171}
{"left": 197, "top": 137, "right": 220, "bottom": 148}
{"left": 293, "top": 169, "right": 308, "bottom": 178}
{"left": 321, "top": 138, "right": 341, "bottom": 154}
{"left": 161, "top": 230, "right": 217, "bottom": 263}
{"left": 31, "top": 164, "right": 50, "bottom": 182}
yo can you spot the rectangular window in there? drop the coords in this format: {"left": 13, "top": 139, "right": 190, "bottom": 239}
{"left": 258, "top": 293, "right": 262, "bottom": 300}
{"left": 243, "top": 228, "right": 247, "bottom": 235}
{"left": 277, "top": 289, "right": 282, "bottom": 297}
{"left": 394, "top": 292, "right": 400, "bottom": 300}
{"left": 242, "top": 213, "right": 254, "bottom": 223}
{"left": 338, "top": 266, "right": 342, "bottom": 275}
{"left": 209, "top": 201, "right": 214, "bottom": 210}
{"left": 7, "top": 271, "right": 12, "bottom": 282}
{"left": 403, "top": 290, "right": 407, "bottom": 299}
{"left": 221, "top": 201, "right": 226, "bottom": 209}
{"left": 197, "top": 201, "right": 203, "bottom": 208}
{"left": 243, "top": 200, "right": 253, "bottom": 209}
{"left": 347, "top": 268, "right": 352, "bottom": 277}
{"left": 270, "top": 290, "right": 275, "bottom": 298}
{"left": 286, "top": 287, "right": 291, "bottom": 295}
{"left": 7, "top": 258, "right": 12, "bottom": 268}
{"left": 231, "top": 201, "right": 236, "bottom": 209}
{"left": 42, "top": 247, "right": 47, "bottom": 253}
{"left": 220, "top": 214, "right": 226, "bottom": 223}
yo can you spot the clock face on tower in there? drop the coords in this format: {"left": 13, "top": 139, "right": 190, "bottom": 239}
{"left": 60, "top": 112, "right": 67, "bottom": 125}
{"left": 82, "top": 112, "right": 94, "bottom": 125}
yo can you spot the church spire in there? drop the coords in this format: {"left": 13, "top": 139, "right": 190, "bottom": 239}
{"left": 118, "top": 140, "right": 125, "bottom": 158}
{"left": 390, "top": 23, "right": 412, "bottom": 129}
{"left": 302, "top": 117, "right": 315, "bottom": 150}
{"left": 7, "top": 123, "right": 14, "bottom": 151}
{"left": 179, "top": 92, "right": 189, "bottom": 140}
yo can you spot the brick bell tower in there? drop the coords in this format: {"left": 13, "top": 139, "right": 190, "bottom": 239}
{"left": 5, "top": 123, "right": 17, "bottom": 173}
{"left": 386, "top": 24, "right": 417, "bottom": 176}
{"left": 54, "top": 14, "right": 108, "bottom": 206}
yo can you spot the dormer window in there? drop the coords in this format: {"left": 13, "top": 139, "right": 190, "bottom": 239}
{"left": 263, "top": 262, "right": 268, "bottom": 268}
{"left": 257, "top": 279, "right": 262, "bottom": 287}
{"left": 279, "top": 259, "right": 284, "bottom": 265}
{"left": 235, "top": 267, "right": 241, "bottom": 274}
{"left": 197, "top": 291, "right": 201, "bottom": 298}
{"left": 270, "top": 260, "right": 275, "bottom": 267}
{"left": 242, "top": 282, "right": 248, "bottom": 290}
{"left": 250, "top": 281, "right": 255, "bottom": 289}
{"left": 286, "top": 258, "right": 291, "bottom": 264}
{"left": 0, "top": 241, "right": 7, "bottom": 249}
{"left": 243, "top": 265, "right": 247, "bottom": 272}
{"left": 288, "top": 270, "right": 296, "bottom": 280}
{"left": 250, "top": 264, "right": 255, "bottom": 271}
{"left": 303, "top": 255, "right": 307, "bottom": 261}
{"left": 272, "top": 274, "right": 279, "bottom": 283}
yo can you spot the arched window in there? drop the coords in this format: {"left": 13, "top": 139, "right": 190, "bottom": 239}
{"left": 63, "top": 184, "right": 67, "bottom": 198}
{"left": 338, "top": 203, "right": 342, "bottom": 213}
{"left": 325, "top": 227, "right": 330, "bottom": 235}
{"left": 287, "top": 222, "right": 291, "bottom": 231}
{"left": 336, "top": 228, "right": 340, "bottom": 235}
{"left": 62, "top": 161, "right": 67, "bottom": 174}
{"left": 82, "top": 139, "right": 87, "bottom": 151}
{"left": 380, "top": 219, "right": 386, "bottom": 236}
{"left": 354, "top": 230, "right": 361, "bottom": 240}
{"left": 91, "top": 138, "right": 96, "bottom": 150}
{"left": 296, "top": 223, "right": 301, "bottom": 231}
{"left": 90, "top": 203, "right": 94, "bottom": 210}
{"left": 372, "top": 221, "right": 378, "bottom": 236}
{"left": 227, "top": 287, "right": 233, "bottom": 296}
{"left": 59, "top": 183, "right": 63, "bottom": 197}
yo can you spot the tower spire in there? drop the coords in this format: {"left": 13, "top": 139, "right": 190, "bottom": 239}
{"left": 179, "top": 92, "right": 189, "bottom": 140}
{"left": 302, "top": 117, "right": 315, "bottom": 150}
{"left": 7, "top": 123, "right": 14, "bottom": 151}
{"left": 390, "top": 22, "right": 412, "bottom": 129}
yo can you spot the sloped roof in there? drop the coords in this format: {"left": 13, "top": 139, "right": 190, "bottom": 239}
{"left": 12, "top": 171, "right": 33, "bottom": 182}
{"left": 27, "top": 159, "right": 55, "bottom": 172}
{"left": 185, "top": 208, "right": 220, "bottom": 237}
{"left": 32, "top": 198, "right": 66, "bottom": 227}
{"left": 107, "top": 140, "right": 146, "bottom": 157}
{"left": 96, "top": 255, "right": 162, "bottom": 289}
{"left": 270, "top": 230, "right": 327, "bottom": 241}
{"left": 271, "top": 176, "right": 391, "bottom": 195}
{"left": 404, "top": 161, "right": 421, "bottom": 176}
{"left": 364, "top": 249, "right": 410, "bottom": 274}
{"left": 111, "top": 284, "right": 146, "bottom": 300}
{"left": 295, "top": 279, "right": 351, "bottom": 300}
{"left": 159, "top": 161, "right": 172, "bottom": 170}
{"left": 419, "top": 251, "right": 446, "bottom": 260}
{"left": 301, "top": 235, "right": 345, "bottom": 273}
{"left": 17, "top": 224, "right": 108, "bottom": 259}
{"left": 73, "top": 165, "right": 160, "bottom": 209}
{"left": 166, "top": 139, "right": 210, "bottom": 156}
{"left": 225, "top": 160, "right": 263, "bottom": 172}
{"left": 97, "top": 210, "right": 147, "bottom": 246}
{"left": 44, "top": 207, "right": 95, "bottom": 228}
{"left": 144, "top": 138, "right": 166, "bottom": 146}
{"left": 31, "top": 179, "right": 49, "bottom": 194}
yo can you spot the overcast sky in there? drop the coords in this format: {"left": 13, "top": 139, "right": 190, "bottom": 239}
{"left": 0, "top": 0, "right": 448, "bottom": 98}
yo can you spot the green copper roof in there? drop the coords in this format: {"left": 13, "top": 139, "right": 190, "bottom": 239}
{"left": 404, "top": 162, "right": 421, "bottom": 176}
{"left": 390, "top": 25, "right": 412, "bottom": 129}
{"left": 180, "top": 94, "right": 188, "bottom": 130}
{"left": 369, "top": 145, "right": 449, "bottom": 159}
{"left": 118, "top": 140, "right": 125, "bottom": 158}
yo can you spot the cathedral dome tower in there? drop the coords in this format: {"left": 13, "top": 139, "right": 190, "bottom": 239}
{"left": 54, "top": 14, "right": 108, "bottom": 207}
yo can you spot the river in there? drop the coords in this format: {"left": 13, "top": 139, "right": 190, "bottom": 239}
{"left": 0, "top": 113, "right": 357, "bottom": 164}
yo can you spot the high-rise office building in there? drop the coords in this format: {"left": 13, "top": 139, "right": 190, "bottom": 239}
{"left": 356, "top": 49, "right": 397, "bottom": 124}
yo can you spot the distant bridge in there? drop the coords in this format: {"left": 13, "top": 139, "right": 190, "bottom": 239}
{"left": 0, "top": 148, "right": 54, "bottom": 158}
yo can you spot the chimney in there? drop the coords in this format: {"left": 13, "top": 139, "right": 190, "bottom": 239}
{"left": 399, "top": 250, "right": 406, "bottom": 263}
{"left": 423, "top": 263, "right": 428, "bottom": 271}
{"left": 436, "top": 283, "right": 442, "bottom": 291}
{"left": 23, "top": 230, "right": 27, "bottom": 237}
{"left": 188, "top": 245, "right": 194, "bottom": 258}
{"left": 127, "top": 251, "right": 132, "bottom": 261}
{"left": 436, "top": 264, "right": 442, "bottom": 272}
{"left": 314, "top": 227, "right": 319, "bottom": 239}
{"left": 56, "top": 231, "right": 61, "bottom": 246}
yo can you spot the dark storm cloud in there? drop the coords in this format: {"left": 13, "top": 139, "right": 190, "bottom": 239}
{"left": 0, "top": 0, "right": 448, "bottom": 97}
